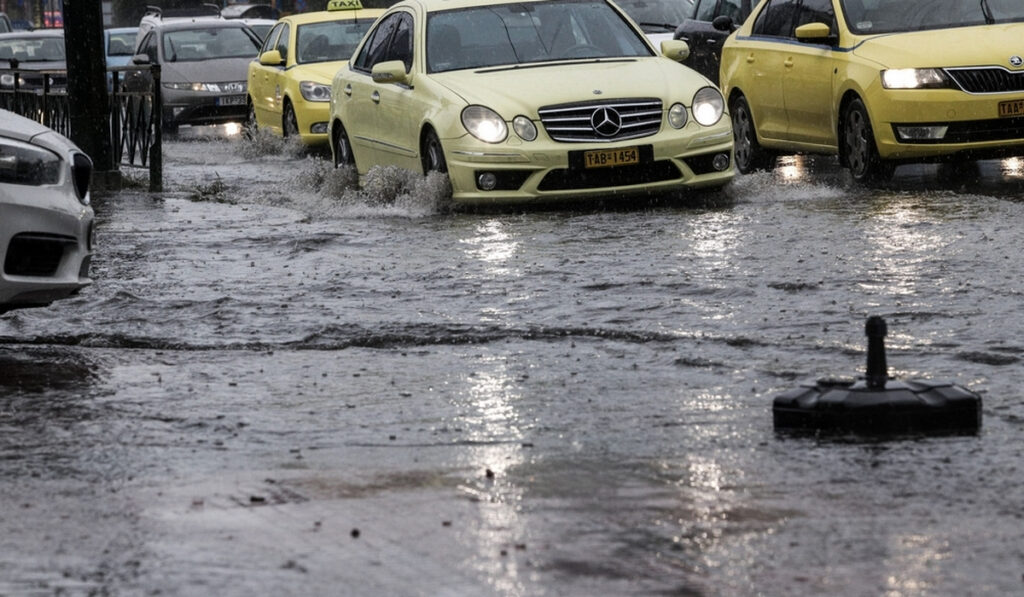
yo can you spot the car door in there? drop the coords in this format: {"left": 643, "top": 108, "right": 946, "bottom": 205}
{"left": 259, "top": 23, "right": 290, "bottom": 133}
{"left": 677, "top": 0, "right": 751, "bottom": 83}
{"left": 343, "top": 12, "right": 405, "bottom": 166}
{"left": 738, "top": 0, "right": 799, "bottom": 142}
{"left": 368, "top": 12, "right": 421, "bottom": 172}
{"left": 250, "top": 23, "right": 284, "bottom": 128}
{"left": 780, "top": 0, "right": 837, "bottom": 147}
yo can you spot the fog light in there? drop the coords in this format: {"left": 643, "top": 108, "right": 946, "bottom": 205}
{"left": 477, "top": 172, "right": 498, "bottom": 190}
{"left": 713, "top": 152, "right": 730, "bottom": 171}
{"left": 895, "top": 125, "right": 948, "bottom": 141}
{"left": 311, "top": 122, "right": 328, "bottom": 134}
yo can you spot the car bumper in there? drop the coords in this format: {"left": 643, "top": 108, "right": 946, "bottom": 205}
{"left": 295, "top": 100, "right": 331, "bottom": 146}
{"left": 442, "top": 122, "right": 735, "bottom": 206}
{"left": 163, "top": 89, "right": 249, "bottom": 128}
{"left": 0, "top": 188, "right": 93, "bottom": 313}
{"left": 869, "top": 89, "right": 1024, "bottom": 160}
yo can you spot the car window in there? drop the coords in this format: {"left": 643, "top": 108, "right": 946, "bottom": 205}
{"left": 426, "top": 0, "right": 652, "bottom": 74}
{"left": 107, "top": 31, "right": 137, "bottom": 56}
{"left": 162, "top": 27, "right": 260, "bottom": 62}
{"left": 295, "top": 19, "right": 377, "bottom": 64}
{"left": 0, "top": 37, "right": 65, "bottom": 62}
{"left": 353, "top": 12, "right": 402, "bottom": 72}
{"left": 840, "top": 0, "right": 1024, "bottom": 34}
{"left": 751, "top": 0, "right": 800, "bottom": 37}
{"left": 141, "top": 32, "right": 158, "bottom": 62}
{"left": 794, "top": 0, "right": 834, "bottom": 31}
{"left": 275, "top": 23, "right": 290, "bottom": 60}
{"left": 719, "top": 0, "right": 749, "bottom": 21}
{"left": 615, "top": 0, "right": 695, "bottom": 27}
{"left": 694, "top": 0, "right": 718, "bottom": 21}
{"left": 261, "top": 23, "right": 283, "bottom": 53}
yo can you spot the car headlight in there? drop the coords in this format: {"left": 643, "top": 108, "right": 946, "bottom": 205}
{"left": 300, "top": 81, "right": 331, "bottom": 102}
{"left": 881, "top": 68, "right": 951, "bottom": 89}
{"left": 461, "top": 105, "right": 507, "bottom": 143}
{"left": 512, "top": 115, "right": 537, "bottom": 141}
{"left": 0, "top": 136, "right": 63, "bottom": 187}
{"left": 668, "top": 102, "right": 688, "bottom": 129}
{"left": 692, "top": 87, "right": 724, "bottom": 126}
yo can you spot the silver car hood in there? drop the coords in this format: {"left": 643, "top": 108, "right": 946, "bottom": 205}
{"left": 0, "top": 109, "right": 80, "bottom": 155}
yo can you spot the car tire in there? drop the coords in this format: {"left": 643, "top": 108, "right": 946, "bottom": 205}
{"left": 332, "top": 122, "right": 354, "bottom": 168}
{"left": 730, "top": 95, "right": 774, "bottom": 173}
{"left": 842, "top": 98, "right": 894, "bottom": 183}
{"left": 244, "top": 99, "right": 257, "bottom": 140}
{"left": 283, "top": 102, "right": 299, "bottom": 138}
{"left": 421, "top": 129, "right": 447, "bottom": 174}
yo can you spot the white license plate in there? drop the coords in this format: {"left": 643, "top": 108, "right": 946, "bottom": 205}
{"left": 218, "top": 95, "right": 246, "bottom": 107}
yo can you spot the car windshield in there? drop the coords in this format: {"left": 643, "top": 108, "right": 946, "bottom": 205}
{"left": 107, "top": 31, "right": 137, "bottom": 56}
{"left": 841, "top": 0, "right": 1024, "bottom": 34}
{"left": 296, "top": 19, "right": 375, "bottom": 64}
{"left": 616, "top": 0, "right": 695, "bottom": 32}
{"left": 426, "top": 0, "right": 653, "bottom": 74}
{"left": 0, "top": 37, "right": 65, "bottom": 62}
{"left": 162, "top": 27, "right": 260, "bottom": 62}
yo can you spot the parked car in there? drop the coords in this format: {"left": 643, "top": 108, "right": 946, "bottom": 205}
{"left": 126, "top": 19, "right": 262, "bottom": 134}
{"left": 0, "top": 109, "right": 94, "bottom": 315}
{"left": 329, "top": 0, "right": 733, "bottom": 207}
{"left": 673, "top": 0, "right": 752, "bottom": 83}
{"left": 105, "top": 27, "right": 138, "bottom": 90}
{"left": 248, "top": 0, "right": 385, "bottom": 145}
{"left": 615, "top": 0, "right": 695, "bottom": 46}
{"left": 0, "top": 30, "right": 66, "bottom": 92}
{"left": 721, "top": 0, "right": 1024, "bottom": 182}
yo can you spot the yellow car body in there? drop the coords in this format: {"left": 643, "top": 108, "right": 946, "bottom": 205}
{"left": 247, "top": 2, "right": 385, "bottom": 145}
{"left": 328, "top": 0, "right": 734, "bottom": 206}
{"left": 720, "top": 0, "right": 1024, "bottom": 181}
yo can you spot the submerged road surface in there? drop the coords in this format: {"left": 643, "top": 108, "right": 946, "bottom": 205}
{"left": 2, "top": 130, "right": 1023, "bottom": 595}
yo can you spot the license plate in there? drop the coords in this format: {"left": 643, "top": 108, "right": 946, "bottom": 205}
{"left": 583, "top": 146, "right": 639, "bottom": 168}
{"left": 218, "top": 95, "right": 246, "bottom": 106}
{"left": 998, "top": 99, "right": 1024, "bottom": 117}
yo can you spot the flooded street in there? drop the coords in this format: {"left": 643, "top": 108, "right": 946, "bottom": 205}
{"left": 2, "top": 131, "right": 1023, "bottom": 595}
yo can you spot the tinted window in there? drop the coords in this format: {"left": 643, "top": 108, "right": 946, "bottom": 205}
{"left": 107, "top": 31, "right": 137, "bottom": 56}
{"left": 752, "top": 0, "right": 799, "bottom": 36}
{"left": 261, "top": 23, "right": 283, "bottom": 53}
{"left": 275, "top": 23, "right": 290, "bottom": 60}
{"left": 296, "top": 19, "right": 377, "bottom": 64}
{"left": 353, "top": 12, "right": 402, "bottom": 71}
{"left": 162, "top": 27, "right": 260, "bottom": 62}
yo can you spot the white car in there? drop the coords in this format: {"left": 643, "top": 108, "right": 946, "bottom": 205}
{"left": 0, "top": 109, "right": 94, "bottom": 314}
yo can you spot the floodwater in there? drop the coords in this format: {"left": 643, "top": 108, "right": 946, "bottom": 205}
{"left": 1, "top": 128, "right": 1022, "bottom": 596}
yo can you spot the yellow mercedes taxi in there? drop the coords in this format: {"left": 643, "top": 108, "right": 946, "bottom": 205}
{"left": 328, "top": 0, "right": 734, "bottom": 206}
{"left": 247, "top": 0, "right": 385, "bottom": 145}
{"left": 720, "top": 0, "right": 1024, "bottom": 182}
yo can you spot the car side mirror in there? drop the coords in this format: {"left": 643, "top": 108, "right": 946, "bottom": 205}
{"left": 712, "top": 15, "right": 736, "bottom": 32}
{"left": 659, "top": 39, "right": 690, "bottom": 62}
{"left": 131, "top": 54, "right": 150, "bottom": 66}
{"left": 371, "top": 60, "right": 409, "bottom": 85}
{"left": 794, "top": 22, "right": 835, "bottom": 44}
{"left": 259, "top": 49, "right": 284, "bottom": 66}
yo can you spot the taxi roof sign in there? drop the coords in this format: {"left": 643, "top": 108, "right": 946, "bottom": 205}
{"left": 327, "top": 0, "right": 364, "bottom": 10}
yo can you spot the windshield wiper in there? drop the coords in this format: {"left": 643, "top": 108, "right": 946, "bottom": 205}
{"left": 980, "top": 0, "right": 995, "bottom": 24}
{"left": 638, "top": 21, "right": 677, "bottom": 32}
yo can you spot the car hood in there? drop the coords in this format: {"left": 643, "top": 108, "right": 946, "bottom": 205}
{"left": 0, "top": 109, "right": 78, "bottom": 154}
{"left": 291, "top": 61, "right": 349, "bottom": 85}
{"left": 429, "top": 57, "right": 710, "bottom": 117}
{"left": 852, "top": 24, "right": 1024, "bottom": 69}
{"left": 162, "top": 57, "right": 254, "bottom": 83}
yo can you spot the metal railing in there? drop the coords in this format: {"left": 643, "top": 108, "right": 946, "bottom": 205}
{"left": 0, "top": 64, "right": 163, "bottom": 192}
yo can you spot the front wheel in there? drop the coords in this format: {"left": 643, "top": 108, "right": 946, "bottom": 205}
{"left": 421, "top": 129, "right": 447, "bottom": 174}
{"left": 730, "top": 95, "right": 774, "bottom": 173}
{"left": 243, "top": 100, "right": 257, "bottom": 139}
{"left": 842, "top": 98, "right": 894, "bottom": 183}
{"left": 332, "top": 122, "right": 354, "bottom": 168}
{"left": 283, "top": 102, "right": 299, "bottom": 138}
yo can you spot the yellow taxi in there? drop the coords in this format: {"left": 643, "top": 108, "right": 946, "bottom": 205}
{"left": 247, "top": 0, "right": 385, "bottom": 145}
{"left": 328, "top": 0, "right": 734, "bottom": 206}
{"left": 719, "top": 0, "right": 1024, "bottom": 182}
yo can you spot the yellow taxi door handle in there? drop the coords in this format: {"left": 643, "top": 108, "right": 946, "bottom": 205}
{"left": 746, "top": 53, "right": 755, "bottom": 63}
{"left": 784, "top": 58, "right": 794, "bottom": 68}
{"left": 371, "top": 91, "right": 380, "bottom": 103}
{"left": 344, "top": 84, "right": 352, "bottom": 96}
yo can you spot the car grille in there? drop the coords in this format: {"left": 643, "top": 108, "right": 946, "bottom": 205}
{"left": 4, "top": 233, "right": 74, "bottom": 277}
{"left": 946, "top": 67, "right": 1024, "bottom": 93}
{"left": 537, "top": 98, "right": 662, "bottom": 143}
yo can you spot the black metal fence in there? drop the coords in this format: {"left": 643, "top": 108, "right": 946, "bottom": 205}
{"left": 0, "top": 64, "right": 163, "bottom": 192}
